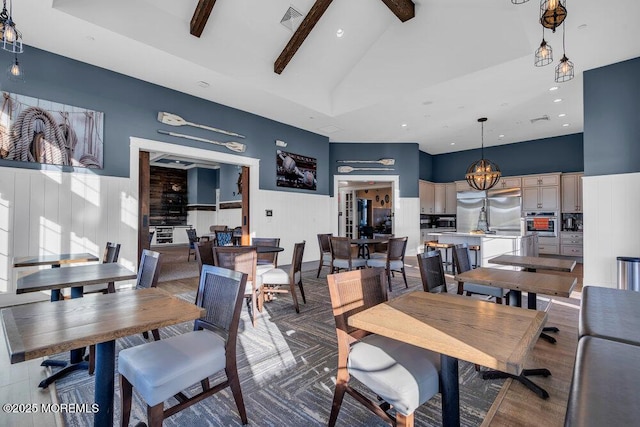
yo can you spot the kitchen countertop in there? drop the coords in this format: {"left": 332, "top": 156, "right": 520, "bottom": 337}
{"left": 433, "top": 231, "right": 533, "bottom": 239}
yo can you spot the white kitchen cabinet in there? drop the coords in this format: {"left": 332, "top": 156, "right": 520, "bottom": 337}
{"left": 538, "top": 236, "right": 559, "bottom": 255}
{"left": 561, "top": 173, "right": 583, "bottom": 213}
{"left": 455, "top": 180, "right": 474, "bottom": 192}
{"left": 445, "top": 183, "right": 457, "bottom": 214}
{"left": 419, "top": 180, "right": 435, "bottom": 214}
{"left": 522, "top": 174, "right": 560, "bottom": 187}
{"left": 434, "top": 184, "right": 446, "bottom": 214}
{"left": 497, "top": 177, "right": 521, "bottom": 189}
{"left": 560, "top": 231, "right": 583, "bottom": 257}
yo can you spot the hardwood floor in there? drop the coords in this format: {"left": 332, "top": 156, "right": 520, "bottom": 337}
{"left": 0, "top": 247, "right": 583, "bottom": 427}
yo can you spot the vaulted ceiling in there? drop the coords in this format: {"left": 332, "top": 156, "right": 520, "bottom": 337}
{"left": 14, "top": 0, "right": 640, "bottom": 154}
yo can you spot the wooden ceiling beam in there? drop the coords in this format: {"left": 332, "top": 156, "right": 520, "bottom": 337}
{"left": 190, "top": 0, "right": 217, "bottom": 38}
{"left": 380, "top": 0, "right": 415, "bottom": 22}
{"left": 274, "top": 0, "right": 334, "bottom": 75}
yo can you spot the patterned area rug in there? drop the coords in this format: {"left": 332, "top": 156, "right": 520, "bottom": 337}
{"left": 55, "top": 271, "right": 503, "bottom": 426}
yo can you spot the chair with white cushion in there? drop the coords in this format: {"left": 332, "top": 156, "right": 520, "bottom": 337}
{"left": 452, "top": 244, "right": 507, "bottom": 304}
{"left": 329, "top": 236, "right": 366, "bottom": 273}
{"left": 326, "top": 268, "right": 441, "bottom": 426}
{"left": 252, "top": 237, "right": 280, "bottom": 268}
{"left": 366, "top": 236, "right": 408, "bottom": 291}
{"left": 316, "top": 233, "right": 332, "bottom": 277}
{"left": 261, "top": 241, "right": 306, "bottom": 313}
{"left": 118, "top": 265, "right": 248, "bottom": 427}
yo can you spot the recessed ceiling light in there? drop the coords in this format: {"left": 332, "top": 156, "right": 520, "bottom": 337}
{"left": 175, "top": 160, "right": 181, "bottom": 163}
{"left": 558, "top": 113, "right": 566, "bottom": 117}
{"left": 553, "top": 98, "right": 563, "bottom": 103}
{"left": 197, "top": 81, "right": 210, "bottom": 88}
{"left": 549, "top": 86, "right": 559, "bottom": 91}
{"left": 499, "top": 134, "right": 505, "bottom": 138}
{"left": 401, "top": 123, "right": 408, "bottom": 127}
{"left": 336, "top": 28, "right": 344, "bottom": 38}
{"left": 450, "top": 142, "right": 455, "bottom": 145}
{"left": 562, "top": 123, "right": 570, "bottom": 127}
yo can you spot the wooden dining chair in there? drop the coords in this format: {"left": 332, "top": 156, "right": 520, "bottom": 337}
{"left": 327, "top": 268, "right": 441, "bottom": 427}
{"left": 260, "top": 241, "right": 306, "bottom": 313}
{"left": 83, "top": 241, "right": 121, "bottom": 295}
{"left": 194, "top": 240, "right": 215, "bottom": 275}
{"left": 329, "top": 236, "right": 366, "bottom": 273}
{"left": 369, "top": 233, "right": 394, "bottom": 258}
{"left": 316, "top": 233, "right": 332, "bottom": 277}
{"left": 252, "top": 237, "right": 280, "bottom": 268}
{"left": 452, "top": 244, "right": 507, "bottom": 304}
{"left": 366, "top": 236, "right": 408, "bottom": 291}
{"left": 118, "top": 265, "right": 248, "bottom": 427}
{"left": 416, "top": 251, "right": 448, "bottom": 294}
{"left": 186, "top": 228, "right": 200, "bottom": 261}
{"left": 88, "top": 249, "right": 162, "bottom": 375}
{"left": 213, "top": 246, "right": 262, "bottom": 327}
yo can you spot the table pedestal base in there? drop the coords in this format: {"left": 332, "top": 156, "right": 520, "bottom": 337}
{"left": 481, "top": 368, "right": 551, "bottom": 399}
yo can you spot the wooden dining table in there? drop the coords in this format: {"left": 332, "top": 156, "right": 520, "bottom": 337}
{"left": 350, "top": 237, "right": 387, "bottom": 258}
{"left": 348, "top": 291, "right": 546, "bottom": 427}
{"left": 16, "top": 263, "right": 137, "bottom": 388}
{"left": 1, "top": 288, "right": 204, "bottom": 427}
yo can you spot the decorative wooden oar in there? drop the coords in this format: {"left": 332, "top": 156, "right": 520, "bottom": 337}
{"left": 157, "top": 112, "right": 246, "bottom": 139}
{"left": 337, "top": 166, "right": 395, "bottom": 173}
{"left": 336, "top": 158, "right": 395, "bottom": 166}
{"left": 157, "top": 130, "right": 246, "bottom": 153}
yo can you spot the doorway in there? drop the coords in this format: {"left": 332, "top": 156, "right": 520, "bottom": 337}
{"left": 130, "top": 137, "right": 259, "bottom": 259}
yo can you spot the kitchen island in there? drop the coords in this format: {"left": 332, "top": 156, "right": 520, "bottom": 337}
{"left": 430, "top": 232, "right": 538, "bottom": 268}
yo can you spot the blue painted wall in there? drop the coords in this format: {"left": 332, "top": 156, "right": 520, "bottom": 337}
{"left": 219, "top": 163, "right": 242, "bottom": 202}
{"left": 419, "top": 151, "right": 434, "bottom": 182}
{"left": 583, "top": 56, "right": 640, "bottom": 176}
{"left": 428, "top": 133, "right": 583, "bottom": 183}
{"left": 329, "top": 143, "right": 420, "bottom": 197}
{"left": 187, "top": 168, "right": 218, "bottom": 204}
{"left": 0, "top": 46, "right": 330, "bottom": 194}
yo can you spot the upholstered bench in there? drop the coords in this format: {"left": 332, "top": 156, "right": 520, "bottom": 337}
{"left": 579, "top": 285, "right": 640, "bottom": 346}
{"left": 564, "top": 336, "right": 640, "bottom": 427}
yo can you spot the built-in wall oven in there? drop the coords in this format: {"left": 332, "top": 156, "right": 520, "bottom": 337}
{"left": 524, "top": 212, "right": 558, "bottom": 237}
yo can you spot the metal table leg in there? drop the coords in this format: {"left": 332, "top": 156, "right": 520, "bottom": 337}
{"left": 94, "top": 340, "right": 116, "bottom": 427}
{"left": 441, "top": 354, "right": 460, "bottom": 427}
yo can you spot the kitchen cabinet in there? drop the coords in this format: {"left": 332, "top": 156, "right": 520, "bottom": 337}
{"left": 150, "top": 226, "right": 193, "bottom": 246}
{"left": 561, "top": 173, "right": 583, "bottom": 213}
{"left": 560, "top": 231, "right": 583, "bottom": 257}
{"left": 433, "top": 183, "right": 456, "bottom": 214}
{"left": 538, "top": 236, "right": 560, "bottom": 255}
{"left": 455, "top": 180, "right": 474, "bottom": 192}
{"left": 445, "top": 183, "right": 457, "bottom": 214}
{"left": 419, "top": 180, "right": 435, "bottom": 214}
{"left": 497, "top": 177, "right": 521, "bottom": 189}
{"left": 522, "top": 173, "right": 560, "bottom": 211}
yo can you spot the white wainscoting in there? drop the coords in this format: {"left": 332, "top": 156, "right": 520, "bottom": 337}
{"left": 583, "top": 172, "right": 640, "bottom": 288}
{"left": 0, "top": 167, "right": 137, "bottom": 295}
{"left": 216, "top": 206, "right": 242, "bottom": 230}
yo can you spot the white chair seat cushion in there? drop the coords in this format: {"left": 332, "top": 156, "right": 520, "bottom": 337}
{"left": 463, "top": 282, "right": 505, "bottom": 298}
{"left": 366, "top": 259, "right": 404, "bottom": 270}
{"left": 257, "top": 261, "right": 276, "bottom": 268}
{"left": 322, "top": 253, "right": 332, "bottom": 262}
{"left": 348, "top": 334, "right": 440, "bottom": 416}
{"left": 333, "top": 258, "right": 367, "bottom": 269}
{"left": 369, "top": 252, "right": 386, "bottom": 259}
{"left": 256, "top": 265, "right": 273, "bottom": 276}
{"left": 260, "top": 268, "right": 289, "bottom": 285}
{"left": 244, "top": 277, "right": 263, "bottom": 295}
{"left": 118, "top": 330, "right": 226, "bottom": 407}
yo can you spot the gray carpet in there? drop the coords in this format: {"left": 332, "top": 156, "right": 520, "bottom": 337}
{"left": 55, "top": 271, "right": 504, "bottom": 426}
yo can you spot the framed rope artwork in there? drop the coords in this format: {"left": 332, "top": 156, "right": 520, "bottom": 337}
{"left": 0, "top": 92, "right": 105, "bottom": 169}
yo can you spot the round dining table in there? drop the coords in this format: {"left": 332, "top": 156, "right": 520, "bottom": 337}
{"left": 350, "top": 238, "right": 388, "bottom": 259}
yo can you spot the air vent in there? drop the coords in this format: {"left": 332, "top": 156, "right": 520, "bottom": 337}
{"left": 280, "top": 6, "right": 303, "bottom": 32}
{"left": 530, "top": 115, "right": 550, "bottom": 124}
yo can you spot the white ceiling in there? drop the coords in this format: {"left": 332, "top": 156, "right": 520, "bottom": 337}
{"left": 14, "top": 0, "right": 640, "bottom": 154}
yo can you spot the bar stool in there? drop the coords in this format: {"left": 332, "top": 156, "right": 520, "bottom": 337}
{"left": 425, "top": 241, "right": 455, "bottom": 274}
{"left": 469, "top": 245, "right": 480, "bottom": 269}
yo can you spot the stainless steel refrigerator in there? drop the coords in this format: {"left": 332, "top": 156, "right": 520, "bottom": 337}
{"left": 456, "top": 188, "right": 522, "bottom": 233}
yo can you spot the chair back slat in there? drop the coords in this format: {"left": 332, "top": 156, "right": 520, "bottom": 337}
{"left": 318, "top": 233, "right": 332, "bottom": 254}
{"left": 215, "top": 230, "right": 234, "bottom": 246}
{"left": 103, "top": 242, "right": 121, "bottom": 264}
{"left": 195, "top": 240, "right": 215, "bottom": 273}
{"left": 417, "top": 251, "right": 447, "bottom": 293}
{"left": 327, "top": 268, "right": 387, "bottom": 337}
{"left": 213, "top": 246, "right": 257, "bottom": 286}
{"left": 195, "top": 265, "right": 247, "bottom": 338}
{"left": 252, "top": 237, "right": 280, "bottom": 266}
{"left": 136, "top": 249, "right": 162, "bottom": 290}
{"left": 186, "top": 229, "right": 199, "bottom": 245}
{"left": 452, "top": 244, "right": 472, "bottom": 274}
{"left": 330, "top": 237, "right": 352, "bottom": 260}
{"left": 291, "top": 241, "right": 306, "bottom": 277}
{"left": 387, "top": 237, "right": 407, "bottom": 261}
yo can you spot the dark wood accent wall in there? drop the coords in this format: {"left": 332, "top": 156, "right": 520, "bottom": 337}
{"left": 150, "top": 166, "right": 188, "bottom": 226}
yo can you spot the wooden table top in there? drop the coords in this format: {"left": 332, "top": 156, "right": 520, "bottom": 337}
{"left": 16, "top": 263, "right": 137, "bottom": 294}
{"left": 1, "top": 288, "right": 204, "bottom": 364}
{"left": 13, "top": 253, "right": 100, "bottom": 268}
{"left": 455, "top": 267, "right": 577, "bottom": 297}
{"left": 489, "top": 255, "right": 576, "bottom": 272}
{"left": 348, "top": 292, "right": 546, "bottom": 375}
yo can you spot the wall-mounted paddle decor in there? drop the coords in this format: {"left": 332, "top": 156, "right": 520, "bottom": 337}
{"left": 0, "top": 92, "right": 104, "bottom": 168}
{"left": 276, "top": 149, "right": 317, "bottom": 190}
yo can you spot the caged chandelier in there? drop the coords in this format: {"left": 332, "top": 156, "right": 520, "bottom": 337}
{"left": 465, "top": 118, "right": 501, "bottom": 191}
{"left": 0, "top": 0, "right": 24, "bottom": 81}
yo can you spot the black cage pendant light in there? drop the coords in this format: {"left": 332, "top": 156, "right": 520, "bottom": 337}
{"left": 535, "top": 27, "right": 553, "bottom": 66}
{"left": 511, "top": 0, "right": 530, "bottom": 4}
{"left": 540, "top": 0, "right": 567, "bottom": 33}
{"left": 465, "top": 118, "right": 501, "bottom": 191}
{"left": 555, "top": 21, "right": 574, "bottom": 82}
{"left": 0, "top": 0, "right": 22, "bottom": 54}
